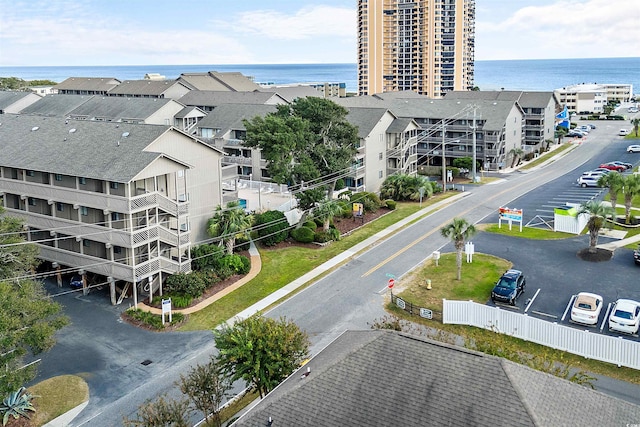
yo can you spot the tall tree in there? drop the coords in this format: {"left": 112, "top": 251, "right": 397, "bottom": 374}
{"left": 509, "top": 148, "right": 524, "bottom": 168}
{"left": 622, "top": 174, "right": 640, "bottom": 224}
{"left": 0, "top": 206, "right": 39, "bottom": 279}
{"left": 207, "top": 201, "right": 253, "bottom": 255}
{"left": 631, "top": 117, "right": 640, "bottom": 136}
{"left": 578, "top": 201, "right": 613, "bottom": 253}
{"left": 214, "top": 313, "right": 310, "bottom": 398}
{"left": 122, "top": 394, "right": 191, "bottom": 427}
{"left": 314, "top": 199, "right": 344, "bottom": 231}
{"left": 178, "top": 356, "right": 232, "bottom": 427}
{"left": 440, "top": 217, "right": 477, "bottom": 280}
{"left": 597, "top": 172, "right": 624, "bottom": 212}
{"left": 243, "top": 97, "right": 358, "bottom": 204}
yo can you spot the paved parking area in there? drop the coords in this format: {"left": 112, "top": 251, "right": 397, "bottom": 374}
{"left": 463, "top": 232, "right": 640, "bottom": 342}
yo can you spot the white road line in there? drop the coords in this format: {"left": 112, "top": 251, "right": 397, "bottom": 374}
{"left": 600, "top": 302, "right": 612, "bottom": 332}
{"left": 524, "top": 288, "right": 540, "bottom": 313}
{"left": 561, "top": 295, "right": 576, "bottom": 322}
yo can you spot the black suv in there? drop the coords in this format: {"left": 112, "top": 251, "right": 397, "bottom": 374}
{"left": 491, "top": 269, "right": 526, "bottom": 305}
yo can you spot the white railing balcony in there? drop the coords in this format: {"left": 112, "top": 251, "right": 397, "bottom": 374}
{"left": 38, "top": 245, "right": 135, "bottom": 282}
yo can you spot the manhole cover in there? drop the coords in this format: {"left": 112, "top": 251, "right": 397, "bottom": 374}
{"left": 141, "top": 359, "right": 153, "bottom": 366}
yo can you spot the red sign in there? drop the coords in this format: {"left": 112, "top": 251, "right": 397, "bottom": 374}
{"left": 388, "top": 278, "right": 395, "bottom": 288}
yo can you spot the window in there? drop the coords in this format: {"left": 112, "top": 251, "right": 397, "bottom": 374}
{"left": 111, "top": 212, "right": 121, "bottom": 221}
{"left": 26, "top": 170, "right": 35, "bottom": 177}
{"left": 379, "top": 152, "right": 383, "bottom": 160}
{"left": 55, "top": 174, "right": 63, "bottom": 181}
{"left": 28, "top": 197, "right": 36, "bottom": 206}
{"left": 379, "top": 170, "right": 383, "bottom": 178}
{"left": 109, "top": 182, "right": 119, "bottom": 189}
{"left": 79, "top": 177, "right": 86, "bottom": 185}
{"left": 178, "top": 170, "right": 184, "bottom": 178}
{"left": 80, "top": 206, "right": 88, "bottom": 216}
{"left": 113, "top": 246, "right": 122, "bottom": 254}
{"left": 56, "top": 202, "right": 64, "bottom": 212}
{"left": 83, "top": 239, "right": 90, "bottom": 247}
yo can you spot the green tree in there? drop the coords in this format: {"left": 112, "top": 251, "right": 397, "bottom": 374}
{"left": 254, "top": 210, "right": 290, "bottom": 246}
{"left": 0, "top": 281, "right": 69, "bottom": 397}
{"left": 440, "top": 218, "right": 477, "bottom": 281}
{"left": 555, "top": 126, "right": 568, "bottom": 144}
{"left": 122, "top": 394, "right": 191, "bottom": 427}
{"left": 578, "top": 201, "right": 614, "bottom": 253}
{"left": 178, "top": 356, "right": 232, "bottom": 427}
{"left": 379, "top": 174, "right": 433, "bottom": 201}
{"left": 508, "top": 148, "right": 524, "bottom": 168}
{"left": 313, "top": 199, "right": 344, "bottom": 231}
{"left": 214, "top": 313, "right": 310, "bottom": 398}
{"left": 0, "top": 206, "right": 39, "bottom": 279}
{"left": 622, "top": 174, "right": 640, "bottom": 224}
{"left": 243, "top": 97, "right": 358, "bottom": 204}
{"left": 631, "top": 117, "right": 640, "bottom": 137}
{"left": 597, "top": 172, "right": 623, "bottom": 212}
{"left": 207, "top": 201, "right": 253, "bottom": 255}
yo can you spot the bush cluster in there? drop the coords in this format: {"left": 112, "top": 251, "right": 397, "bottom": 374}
{"left": 254, "top": 210, "right": 290, "bottom": 246}
{"left": 291, "top": 227, "right": 315, "bottom": 243}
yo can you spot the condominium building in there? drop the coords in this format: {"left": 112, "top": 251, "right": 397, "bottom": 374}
{"left": 554, "top": 83, "right": 634, "bottom": 114}
{"left": 357, "top": 0, "right": 475, "bottom": 97}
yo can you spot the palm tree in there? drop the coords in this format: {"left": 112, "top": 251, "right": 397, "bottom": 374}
{"left": 314, "top": 199, "right": 344, "bottom": 231}
{"left": 509, "top": 148, "right": 524, "bottom": 168}
{"left": 555, "top": 126, "right": 568, "bottom": 145}
{"left": 622, "top": 174, "right": 640, "bottom": 224}
{"left": 578, "top": 201, "right": 613, "bottom": 253}
{"left": 207, "top": 201, "right": 253, "bottom": 255}
{"left": 632, "top": 117, "right": 640, "bottom": 137}
{"left": 440, "top": 217, "right": 477, "bottom": 280}
{"left": 597, "top": 172, "right": 623, "bottom": 212}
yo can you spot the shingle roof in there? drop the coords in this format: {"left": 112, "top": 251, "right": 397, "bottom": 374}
{"left": 16, "top": 94, "right": 92, "bottom": 117}
{"left": 231, "top": 330, "right": 640, "bottom": 427}
{"left": 67, "top": 96, "right": 176, "bottom": 121}
{"left": 179, "top": 90, "right": 287, "bottom": 108}
{"left": 444, "top": 91, "right": 556, "bottom": 109}
{"left": 196, "top": 104, "right": 278, "bottom": 134}
{"left": 257, "top": 85, "right": 323, "bottom": 102}
{"left": 344, "top": 107, "right": 393, "bottom": 138}
{"left": 54, "top": 77, "right": 121, "bottom": 92}
{"left": 178, "top": 71, "right": 261, "bottom": 92}
{"left": 107, "top": 79, "right": 188, "bottom": 96}
{"left": 0, "top": 91, "right": 36, "bottom": 110}
{"left": 0, "top": 115, "right": 172, "bottom": 182}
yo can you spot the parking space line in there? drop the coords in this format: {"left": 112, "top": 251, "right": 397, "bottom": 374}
{"left": 561, "top": 295, "right": 575, "bottom": 321}
{"left": 600, "top": 302, "right": 612, "bottom": 332}
{"left": 524, "top": 288, "right": 540, "bottom": 313}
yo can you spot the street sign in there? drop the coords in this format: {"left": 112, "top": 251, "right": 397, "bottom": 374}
{"left": 388, "top": 278, "right": 395, "bottom": 288}
{"left": 420, "top": 308, "right": 433, "bottom": 319}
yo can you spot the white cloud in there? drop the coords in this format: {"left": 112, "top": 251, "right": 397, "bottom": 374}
{"left": 476, "top": 0, "right": 638, "bottom": 60}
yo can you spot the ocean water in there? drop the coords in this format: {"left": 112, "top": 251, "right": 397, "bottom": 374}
{"left": 1, "top": 57, "right": 638, "bottom": 95}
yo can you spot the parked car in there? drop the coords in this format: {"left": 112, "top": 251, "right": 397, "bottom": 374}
{"left": 567, "top": 131, "right": 584, "bottom": 138}
{"left": 490, "top": 269, "right": 526, "bottom": 305}
{"left": 577, "top": 125, "right": 590, "bottom": 133}
{"left": 610, "top": 161, "right": 632, "bottom": 170}
{"left": 608, "top": 299, "right": 640, "bottom": 334}
{"left": 633, "top": 244, "right": 640, "bottom": 265}
{"left": 577, "top": 176, "right": 600, "bottom": 187}
{"left": 619, "top": 129, "right": 630, "bottom": 136}
{"left": 629, "top": 107, "right": 639, "bottom": 113}
{"left": 70, "top": 275, "right": 83, "bottom": 289}
{"left": 588, "top": 124, "right": 597, "bottom": 129}
{"left": 627, "top": 145, "right": 640, "bottom": 153}
{"left": 599, "top": 162, "right": 626, "bottom": 172}
{"left": 592, "top": 168, "right": 612, "bottom": 174}
{"left": 581, "top": 170, "right": 607, "bottom": 178}
{"left": 570, "top": 292, "right": 603, "bottom": 325}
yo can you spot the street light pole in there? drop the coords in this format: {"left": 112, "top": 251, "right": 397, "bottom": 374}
{"left": 441, "top": 120, "right": 446, "bottom": 193}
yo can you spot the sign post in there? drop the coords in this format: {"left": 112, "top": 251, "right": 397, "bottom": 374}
{"left": 161, "top": 298, "right": 172, "bottom": 325}
{"left": 498, "top": 207, "right": 523, "bottom": 232}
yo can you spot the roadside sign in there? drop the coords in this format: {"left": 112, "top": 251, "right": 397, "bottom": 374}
{"left": 388, "top": 278, "right": 395, "bottom": 288}
{"left": 420, "top": 308, "right": 433, "bottom": 319}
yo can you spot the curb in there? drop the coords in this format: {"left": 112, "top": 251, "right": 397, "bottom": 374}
{"left": 42, "top": 401, "right": 89, "bottom": 427}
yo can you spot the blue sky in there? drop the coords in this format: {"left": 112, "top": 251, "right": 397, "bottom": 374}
{"left": 0, "top": 0, "right": 636, "bottom": 66}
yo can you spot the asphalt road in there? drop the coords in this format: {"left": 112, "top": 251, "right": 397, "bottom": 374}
{"left": 31, "top": 120, "right": 640, "bottom": 425}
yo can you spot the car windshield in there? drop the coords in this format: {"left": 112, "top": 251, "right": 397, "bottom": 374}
{"left": 497, "top": 277, "right": 516, "bottom": 289}
{"left": 613, "top": 309, "right": 632, "bottom": 320}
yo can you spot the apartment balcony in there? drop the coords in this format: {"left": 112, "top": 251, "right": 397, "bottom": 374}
{"left": 38, "top": 245, "right": 136, "bottom": 282}
{"left": 158, "top": 226, "right": 190, "bottom": 248}
{"left": 223, "top": 155, "right": 252, "bottom": 165}
{"left": 223, "top": 138, "right": 244, "bottom": 146}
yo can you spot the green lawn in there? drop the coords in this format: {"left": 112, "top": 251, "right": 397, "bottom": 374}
{"left": 28, "top": 375, "right": 89, "bottom": 426}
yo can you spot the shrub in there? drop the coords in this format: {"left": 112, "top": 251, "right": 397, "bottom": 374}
{"left": 165, "top": 273, "right": 207, "bottom": 299}
{"left": 190, "top": 244, "right": 225, "bottom": 271}
{"left": 235, "top": 236, "right": 250, "bottom": 252}
{"left": 327, "top": 228, "right": 341, "bottom": 241}
{"left": 385, "top": 199, "right": 397, "bottom": 210}
{"left": 153, "top": 294, "right": 193, "bottom": 309}
{"left": 314, "top": 231, "right": 332, "bottom": 243}
{"left": 219, "top": 254, "right": 250, "bottom": 275}
{"left": 1, "top": 387, "right": 36, "bottom": 426}
{"left": 291, "top": 227, "right": 315, "bottom": 243}
{"left": 303, "top": 220, "right": 317, "bottom": 229}
{"left": 254, "top": 210, "right": 290, "bottom": 246}
{"left": 126, "top": 308, "right": 185, "bottom": 330}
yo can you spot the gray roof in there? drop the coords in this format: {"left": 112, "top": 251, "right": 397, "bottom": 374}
{"left": 178, "top": 71, "right": 262, "bottom": 92}
{"left": 231, "top": 330, "right": 640, "bottom": 427}
{"left": 444, "top": 91, "right": 556, "bottom": 109}
{"left": 179, "top": 90, "right": 287, "bottom": 108}
{"left": 196, "top": 104, "right": 278, "bottom": 134}
{"left": 0, "top": 115, "right": 177, "bottom": 182}
{"left": 107, "top": 79, "right": 188, "bottom": 96}
{"left": 67, "top": 96, "right": 176, "bottom": 121}
{"left": 257, "top": 85, "right": 324, "bottom": 102}
{"left": 387, "top": 117, "right": 414, "bottom": 134}
{"left": 345, "top": 107, "right": 393, "bottom": 138}
{"left": 336, "top": 96, "right": 519, "bottom": 131}
{"left": 0, "top": 91, "right": 36, "bottom": 110}
{"left": 17, "top": 94, "right": 94, "bottom": 117}
{"left": 54, "top": 77, "right": 121, "bottom": 92}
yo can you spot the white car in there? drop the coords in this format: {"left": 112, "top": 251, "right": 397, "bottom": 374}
{"left": 608, "top": 299, "right": 640, "bottom": 334}
{"left": 577, "top": 176, "right": 600, "bottom": 187}
{"left": 619, "top": 129, "right": 630, "bottom": 136}
{"left": 627, "top": 145, "right": 640, "bottom": 153}
{"left": 570, "top": 292, "right": 603, "bottom": 325}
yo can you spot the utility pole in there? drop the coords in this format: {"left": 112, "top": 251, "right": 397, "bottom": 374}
{"left": 441, "top": 120, "right": 446, "bottom": 193}
{"left": 469, "top": 104, "right": 479, "bottom": 183}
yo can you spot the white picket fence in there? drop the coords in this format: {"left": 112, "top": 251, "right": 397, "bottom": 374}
{"left": 443, "top": 299, "right": 640, "bottom": 370}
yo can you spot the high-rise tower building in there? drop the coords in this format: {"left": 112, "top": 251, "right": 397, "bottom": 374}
{"left": 357, "top": 0, "right": 475, "bottom": 97}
